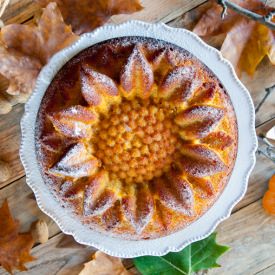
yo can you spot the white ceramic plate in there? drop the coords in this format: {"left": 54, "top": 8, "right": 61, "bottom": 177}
{"left": 20, "top": 21, "right": 257, "bottom": 258}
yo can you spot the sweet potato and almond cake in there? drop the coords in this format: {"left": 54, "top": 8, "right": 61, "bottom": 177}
{"left": 36, "top": 37, "right": 238, "bottom": 240}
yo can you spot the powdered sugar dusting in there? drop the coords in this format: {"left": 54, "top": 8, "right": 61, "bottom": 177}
{"left": 175, "top": 105, "right": 224, "bottom": 138}
{"left": 34, "top": 36, "right": 237, "bottom": 240}
{"left": 81, "top": 64, "right": 118, "bottom": 106}
{"left": 122, "top": 184, "right": 154, "bottom": 234}
{"left": 180, "top": 144, "right": 226, "bottom": 178}
{"left": 49, "top": 143, "right": 100, "bottom": 178}
{"left": 157, "top": 175, "right": 194, "bottom": 216}
{"left": 50, "top": 105, "right": 96, "bottom": 139}
{"left": 120, "top": 45, "right": 154, "bottom": 96}
{"left": 84, "top": 189, "right": 115, "bottom": 217}
{"left": 160, "top": 65, "right": 202, "bottom": 101}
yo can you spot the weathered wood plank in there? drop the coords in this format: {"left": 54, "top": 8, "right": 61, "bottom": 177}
{"left": 1, "top": 0, "right": 36, "bottom": 24}
{"left": 242, "top": 59, "right": 275, "bottom": 127}
{"left": 256, "top": 264, "right": 275, "bottom": 275}
{"left": 0, "top": 232, "right": 134, "bottom": 275}
{"left": 0, "top": 104, "right": 24, "bottom": 188}
{"left": 111, "top": 0, "right": 206, "bottom": 24}
{"left": 0, "top": 198, "right": 272, "bottom": 275}
{"left": 0, "top": 234, "right": 95, "bottom": 275}
{"left": 233, "top": 154, "right": 274, "bottom": 212}
{"left": 0, "top": 177, "right": 60, "bottom": 236}
{"left": 210, "top": 200, "right": 275, "bottom": 275}
{"left": 233, "top": 117, "right": 275, "bottom": 211}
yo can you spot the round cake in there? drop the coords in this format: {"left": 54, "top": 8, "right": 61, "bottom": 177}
{"left": 36, "top": 37, "right": 238, "bottom": 240}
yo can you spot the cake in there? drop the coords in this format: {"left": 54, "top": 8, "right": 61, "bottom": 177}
{"left": 36, "top": 37, "right": 238, "bottom": 240}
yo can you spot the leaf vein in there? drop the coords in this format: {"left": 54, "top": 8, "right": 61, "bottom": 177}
{"left": 159, "top": 256, "right": 188, "bottom": 275}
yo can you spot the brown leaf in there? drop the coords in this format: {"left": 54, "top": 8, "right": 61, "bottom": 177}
{"left": 1, "top": 2, "right": 78, "bottom": 64}
{"left": 79, "top": 251, "right": 131, "bottom": 275}
{"left": 0, "top": 2, "right": 78, "bottom": 111}
{"left": 193, "top": 0, "right": 275, "bottom": 75}
{"left": 193, "top": 0, "right": 264, "bottom": 36}
{"left": 0, "top": 200, "right": 35, "bottom": 274}
{"left": 36, "top": 0, "right": 143, "bottom": 35}
{"left": 0, "top": 46, "right": 41, "bottom": 96}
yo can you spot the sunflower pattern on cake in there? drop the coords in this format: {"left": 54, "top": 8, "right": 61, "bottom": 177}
{"left": 36, "top": 37, "right": 237, "bottom": 239}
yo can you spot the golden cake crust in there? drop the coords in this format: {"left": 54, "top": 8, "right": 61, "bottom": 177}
{"left": 36, "top": 37, "right": 238, "bottom": 240}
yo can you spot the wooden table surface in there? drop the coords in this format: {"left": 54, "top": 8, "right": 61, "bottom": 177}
{"left": 0, "top": 1, "right": 274, "bottom": 274}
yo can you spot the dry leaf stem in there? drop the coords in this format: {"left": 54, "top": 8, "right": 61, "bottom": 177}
{"left": 0, "top": 0, "right": 10, "bottom": 18}
{"left": 255, "top": 84, "right": 275, "bottom": 113}
{"left": 217, "top": 0, "right": 275, "bottom": 30}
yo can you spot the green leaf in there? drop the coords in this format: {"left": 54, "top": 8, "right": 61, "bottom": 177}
{"left": 133, "top": 233, "right": 229, "bottom": 275}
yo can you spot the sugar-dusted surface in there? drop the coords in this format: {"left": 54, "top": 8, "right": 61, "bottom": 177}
{"left": 35, "top": 36, "right": 237, "bottom": 240}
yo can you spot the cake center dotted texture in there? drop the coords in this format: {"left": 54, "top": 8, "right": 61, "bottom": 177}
{"left": 36, "top": 37, "right": 238, "bottom": 240}
{"left": 94, "top": 98, "right": 178, "bottom": 184}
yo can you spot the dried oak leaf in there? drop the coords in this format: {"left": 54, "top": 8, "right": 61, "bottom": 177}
{"left": 36, "top": 0, "right": 143, "bottom": 34}
{"left": 79, "top": 251, "right": 132, "bottom": 275}
{"left": 0, "top": 2, "right": 78, "bottom": 109}
{"left": 0, "top": 200, "right": 35, "bottom": 274}
{"left": 193, "top": 0, "right": 275, "bottom": 75}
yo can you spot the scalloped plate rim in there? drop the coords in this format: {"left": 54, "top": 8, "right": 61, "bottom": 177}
{"left": 20, "top": 20, "right": 257, "bottom": 258}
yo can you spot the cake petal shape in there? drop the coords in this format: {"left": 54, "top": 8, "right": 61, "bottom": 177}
{"left": 179, "top": 144, "right": 226, "bottom": 178}
{"left": 120, "top": 45, "right": 154, "bottom": 98}
{"left": 187, "top": 176, "right": 214, "bottom": 198}
{"left": 201, "top": 131, "right": 234, "bottom": 150}
{"left": 175, "top": 105, "right": 224, "bottom": 139}
{"left": 60, "top": 180, "right": 84, "bottom": 199}
{"left": 40, "top": 133, "right": 75, "bottom": 153}
{"left": 80, "top": 64, "right": 119, "bottom": 113}
{"left": 156, "top": 172, "right": 194, "bottom": 216}
{"left": 39, "top": 133, "right": 77, "bottom": 168}
{"left": 150, "top": 49, "right": 174, "bottom": 80}
{"left": 49, "top": 142, "right": 101, "bottom": 178}
{"left": 122, "top": 184, "right": 154, "bottom": 233}
{"left": 60, "top": 176, "right": 97, "bottom": 199}
{"left": 83, "top": 171, "right": 116, "bottom": 216}
{"left": 49, "top": 105, "right": 98, "bottom": 139}
{"left": 159, "top": 66, "right": 202, "bottom": 101}
{"left": 84, "top": 190, "right": 116, "bottom": 216}
{"left": 101, "top": 201, "right": 122, "bottom": 230}
{"left": 155, "top": 200, "right": 174, "bottom": 231}
{"left": 189, "top": 82, "right": 216, "bottom": 105}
